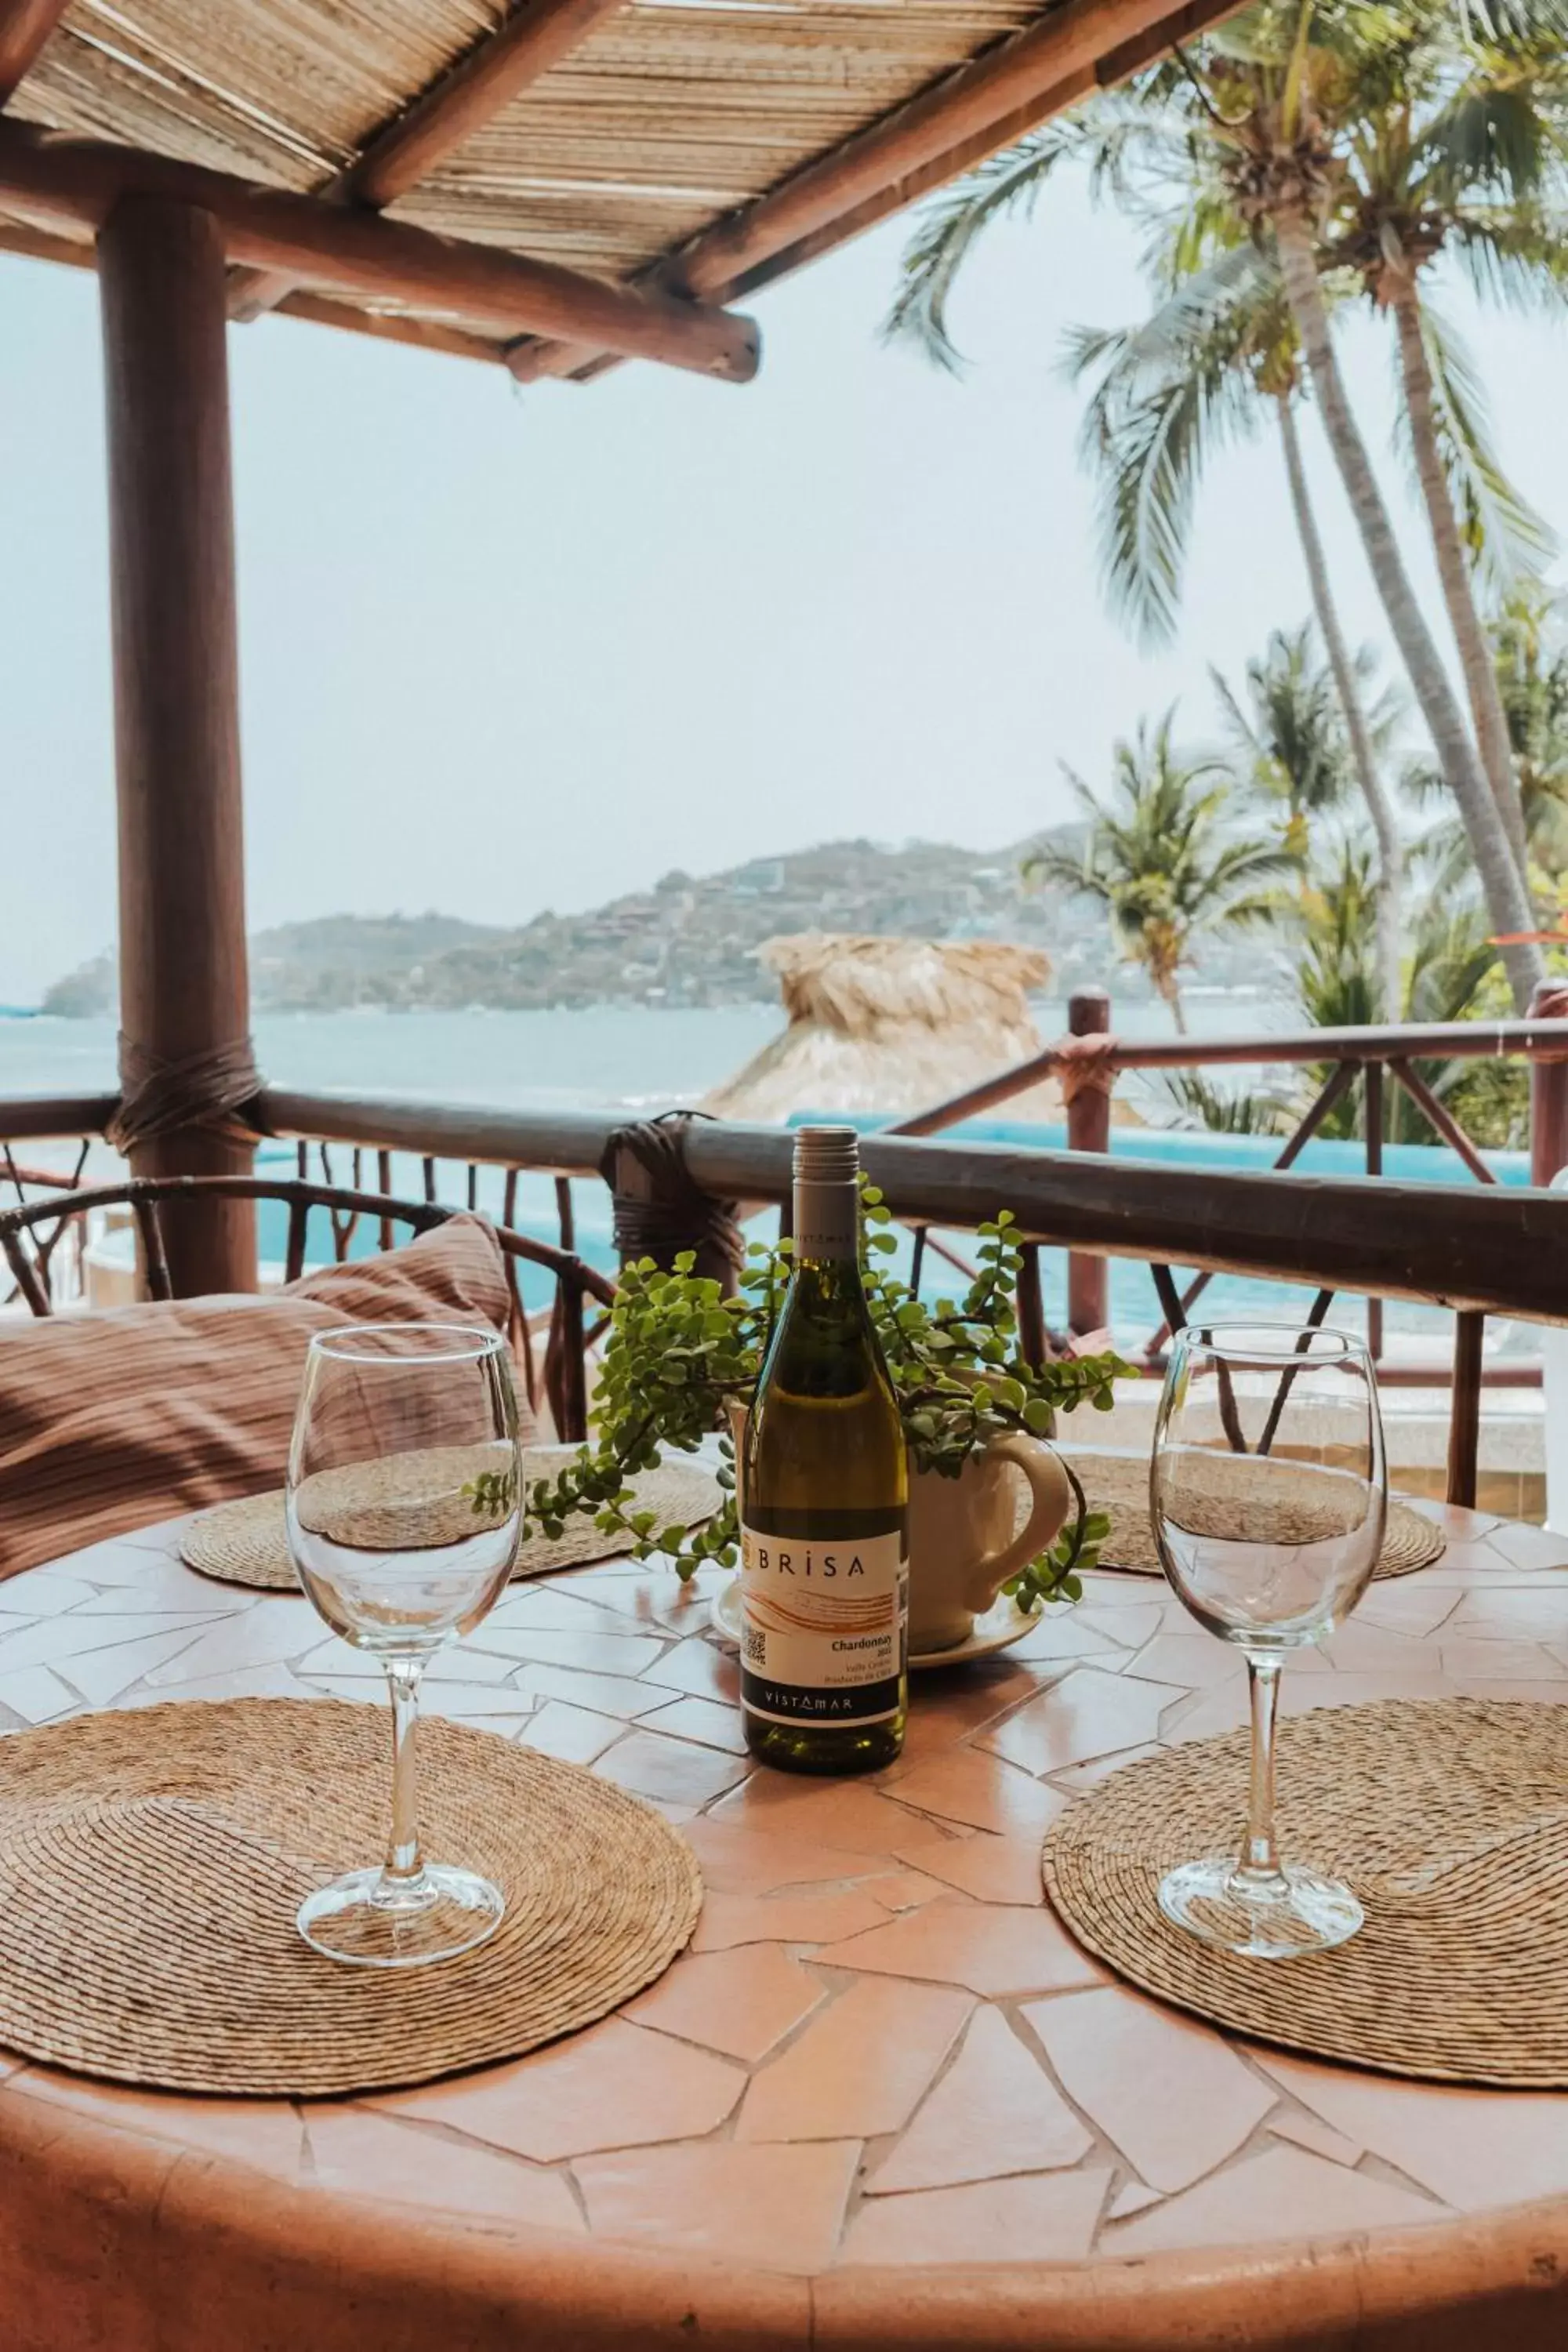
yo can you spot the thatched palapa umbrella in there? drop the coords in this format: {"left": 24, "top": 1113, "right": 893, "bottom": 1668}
{"left": 704, "top": 935, "right": 1134, "bottom": 1125}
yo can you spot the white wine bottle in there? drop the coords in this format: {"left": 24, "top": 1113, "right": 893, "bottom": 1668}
{"left": 740, "top": 1126, "right": 908, "bottom": 1773}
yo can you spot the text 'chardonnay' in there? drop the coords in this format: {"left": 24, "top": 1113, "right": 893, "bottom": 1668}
{"left": 740, "top": 1126, "right": 908, "bottom": 1773}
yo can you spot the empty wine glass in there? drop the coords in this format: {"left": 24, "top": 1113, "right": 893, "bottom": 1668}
{"left": 286, "top": 1323, "right": 521, "bottom": 1967}
{"left": 1151, "top": 1322, "right": 1386, "bottom": 1958}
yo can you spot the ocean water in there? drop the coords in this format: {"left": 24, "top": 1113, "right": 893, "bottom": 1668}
{"left": 1, "top": 999, "right": 1514, "bottom": 1350}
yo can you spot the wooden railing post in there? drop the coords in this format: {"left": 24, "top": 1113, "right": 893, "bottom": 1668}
{"left": 1446, "top": 1311, "right": 1485, "bottom": 1510}
{"left": 603, "top": 1115, "right": 742, "bottom": 1294}
{"left": 1529, "top": 979, "right": 1568, "bottom": 1188}
{"left": 1065, "top": 986, "right": 1112, "bottom": 1335}
{"left": 99, "top": 196, "right": 256, "bottom": 1296}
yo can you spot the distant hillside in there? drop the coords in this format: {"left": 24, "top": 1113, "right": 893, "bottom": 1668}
{"left": 251, "top": 912, "right": 510, "bottom": 1011}
{"left": 42, "top": 833, "right": 1098, "bottom": 1016}
{"left": 42, "top": 910, "right": 506, "bottom": 1018}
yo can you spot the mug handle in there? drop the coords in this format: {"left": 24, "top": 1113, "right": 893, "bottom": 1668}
{"left": 963, "top": 1434, "right": 1072, "bottom": 1611}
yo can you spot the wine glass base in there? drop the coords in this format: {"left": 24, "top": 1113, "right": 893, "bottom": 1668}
{"left": 1158, "top": 1855, "right": 1363, "bottom": 1958}
{"left": 297, "top": 1864, "right": 504, "bottom": 1969}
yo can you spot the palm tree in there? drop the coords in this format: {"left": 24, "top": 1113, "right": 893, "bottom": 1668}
{"left": 1407, "top": 590, "right": 1568, "bottom": 879}
{"left": 1027, "top": 713, "right": 1292, "bottom": 1029}
{"left": 1160, "top": 0, "right": 1553, "bottom": 1002}
{"left": 1062, "top": 251, "right": 1406, "bottom": 1013}
{"left": 1294, "top": 835, "right": 1505, "bottom": 1139}
{"left": 1213, "top": 621, "right": 1394, "bottom": 844}
{"left": 1311, "top": 2, "right": 1565, "bottom": 883}
{"left": 885, "top": 0, "right": 1555, "bottom": 1005}
{"left": 1490, "top": 590, "right": 1568, "bottom": 877}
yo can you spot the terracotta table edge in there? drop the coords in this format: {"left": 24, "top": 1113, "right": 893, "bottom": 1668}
{"left": 2, "top": 2075, "right": 1564, "bottom": 2350}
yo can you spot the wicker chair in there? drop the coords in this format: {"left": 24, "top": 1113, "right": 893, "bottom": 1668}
{"left": 0, "top": 1174, "right": 615, "bottom": 1443}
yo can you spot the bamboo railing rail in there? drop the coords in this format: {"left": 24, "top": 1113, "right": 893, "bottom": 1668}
{"left": 0, "top": 0, "right": 67, "bottom": 105}
{"left": 6, "top": 1066, "right": 1568, "bottom": 1508}
{"left": 251, "top": 1089, "right": 1566, "bottom": 1312}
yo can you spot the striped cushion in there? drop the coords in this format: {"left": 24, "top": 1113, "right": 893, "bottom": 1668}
{"left": 0, "top": 1215, "right": 536, "bottom": 1581}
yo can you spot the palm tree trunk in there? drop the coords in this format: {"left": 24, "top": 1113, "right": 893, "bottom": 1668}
{"left": 1274, "top": 391, "right": 1403, "bottom": 1021}
{"left": 1388, "top": 280, "right": 1530, "bottom": 879}
{"left": 1155, "top": 967, "right": 1189, "bottom": 1033}
{"left": 1271, "top": 203, "right": 1542, "bottom": 1011}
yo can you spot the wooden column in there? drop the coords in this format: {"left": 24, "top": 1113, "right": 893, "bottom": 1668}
{"left": 99, "top": 197, "right": 256, "bottom": 1296}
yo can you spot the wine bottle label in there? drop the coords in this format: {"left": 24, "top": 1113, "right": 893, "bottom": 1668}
{"left": 739, "top": 1523, "right": 908, "bottom": 1726}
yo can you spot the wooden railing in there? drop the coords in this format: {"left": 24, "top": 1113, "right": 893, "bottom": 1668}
{"left": 890, "top": 980, "right": 1568, "bottom": 1376}
{"left": 5, "top": 1065, "right": 1568, "bottom": 1508}
{"left": 261, "top": 1088, "right": 1567, "bottom": 1511}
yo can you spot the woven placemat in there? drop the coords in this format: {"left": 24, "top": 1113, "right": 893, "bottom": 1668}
{"left": 1044, "top": 1697, "right": 1568, "bottom": 2088}
{"left": 180, "top": 1450, "right": 721, "bottom": 1592}
{"left": 1064, "top": 1451, "right": 1443, "bottom": 1581}
{"left": 0, "top": 1697, "right": 702, "bottom": 2096}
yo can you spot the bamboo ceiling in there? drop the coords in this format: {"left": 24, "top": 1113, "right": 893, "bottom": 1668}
{"left": 0, "top": 0, "right": 1238, "bottom": 379}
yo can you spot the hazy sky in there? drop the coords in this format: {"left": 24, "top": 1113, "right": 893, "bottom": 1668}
{"left": 2, "top": 161, "right": 1565, "bottom": 1001}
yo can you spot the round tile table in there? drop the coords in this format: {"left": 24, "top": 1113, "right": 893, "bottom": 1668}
{"left": 1, "top": 1497, "right": 1566, "bottom": 2350}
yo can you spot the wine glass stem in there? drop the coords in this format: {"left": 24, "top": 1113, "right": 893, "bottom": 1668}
{"left": 382, "top": 1658, "right": 427, "bottom": 1893}
{"left": 1238, "top": 1654, "right": 1284, "bottom": 1886}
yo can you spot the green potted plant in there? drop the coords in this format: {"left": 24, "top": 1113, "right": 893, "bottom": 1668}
{"left": 517, "top": 1189, "right": 1124, "bottom": 1614}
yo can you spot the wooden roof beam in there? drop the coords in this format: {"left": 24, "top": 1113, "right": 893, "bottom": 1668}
{"left": 229, "top": 0, "right": 628, "bottom": 323}
{"left": 509, "top": 0, "right": 1240, "bottom": 385}
{"left": 0, "top": 0, "right": 69, "bottom": 107}
{"left": 0, "top": 212, "right": 511, "bottom": 363}
{"left": 0, "top": 123, "right": 760, "bottom": 379}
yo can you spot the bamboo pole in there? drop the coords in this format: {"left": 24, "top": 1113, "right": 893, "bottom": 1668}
{"left": 509, "top": 0, "right": 1243, "bottom": 383}
{"left": 0, "top": 0, "right": 68, "bottom": 107}
{"left": 229, "top": 0, "right": 630, "bottom": 321}
{"left": 893, "top": 1014, "right": 1568, "bottom": 1142}
{"left": 0, "top": 123, "right": 759, "bottom": 380}
{"left": 257, "top": 1091, "right": 1568, "bottom": 1324}
{"left": 99, "top": 197, "right": 256, "bottom": 1297}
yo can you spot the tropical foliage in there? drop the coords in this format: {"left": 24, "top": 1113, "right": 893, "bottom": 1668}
{"left": 1025, "top": 715, "right": 1291, "bottom": 1029}
{"left": 524, "top": 1200, "right": 1123, "bottom": 1609}
{"left": 886, "top": 0, "right": 1568, "bottom": 1007}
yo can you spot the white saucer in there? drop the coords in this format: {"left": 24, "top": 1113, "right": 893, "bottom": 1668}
{"left": 710, "top": 1578, "right": 1040, "bottom": 1670}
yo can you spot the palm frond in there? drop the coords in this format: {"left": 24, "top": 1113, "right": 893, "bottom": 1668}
{"left": 1395, "top": 299, "right": 1555, "bottom": 593}
{"left": 1157, "top": 1069, "right": 1296, "bottom": 1133}
{"left": 882, "top": 130, "right": 1073, "bottom": 372}
{"left": 1419, "top": 85, "right": 1549, "bottom": 202}
{"left": 1446, "top": 208, "right": 1568, "bottom": 312}
{"left": 1065, "top": 249, "right": 1285, "bottom": 644}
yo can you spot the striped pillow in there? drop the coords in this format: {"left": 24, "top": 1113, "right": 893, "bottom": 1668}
{"left": 0, "top": 1215, "right": 537, "bottom": 1581}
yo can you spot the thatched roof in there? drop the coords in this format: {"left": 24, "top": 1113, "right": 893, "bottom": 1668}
{"left": 0, "top": 0, "right": 1240, "bottom": 381}
{"left": 704, "top": 932, "right": 1074, "bottom": 1124}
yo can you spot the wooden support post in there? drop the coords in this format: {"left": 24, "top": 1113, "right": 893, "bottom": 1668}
{"left": 1065, "top": 985, "right": 1112, "bottom": 1336}
{"left": 99, "top": 197, "right": 256, "bottom": 1297}
{"left": 1529, "top": 979, "right": 1568, "bottom": 1188}
{"left": 1446, "top": 1311, "right": 1485, "bottom": 1511}
{"left": 1363, "top": 1061, "right": 1384, "bottom": 1367}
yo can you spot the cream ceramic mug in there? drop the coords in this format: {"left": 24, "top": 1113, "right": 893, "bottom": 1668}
{"left": 728, "top": 1405, "right": 1071, "bottom": 1657}
{"left": 906, "top": 1435, "right": 1071, "bottom": 1653}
